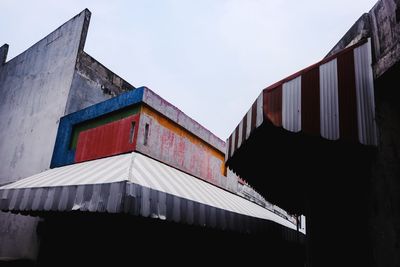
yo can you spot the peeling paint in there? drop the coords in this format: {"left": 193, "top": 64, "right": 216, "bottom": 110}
{"left": 137, "top": 105, "right": 226, "bottom": 186}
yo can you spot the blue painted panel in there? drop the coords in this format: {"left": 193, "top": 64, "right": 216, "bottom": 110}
{"left": 51, "top": 87, "right": 145, "bottom": 168}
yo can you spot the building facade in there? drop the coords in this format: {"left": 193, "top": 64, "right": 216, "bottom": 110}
{"left": 0, "top": 9, "right": 301, "bottom": 264}
{"left": 0, "top": 9, "right": 132, "bottom": 261}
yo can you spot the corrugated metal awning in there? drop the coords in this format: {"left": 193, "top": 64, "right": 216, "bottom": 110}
{"left": 0, "top": 152, "right": 302, "bottom": 236}
{"left": 226, "top": 39, "right": 377, "bottom": 163}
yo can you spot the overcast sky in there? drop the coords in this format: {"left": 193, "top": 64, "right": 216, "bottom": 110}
{"left": 1, "top": 0, "right": 377, "bottom": 140}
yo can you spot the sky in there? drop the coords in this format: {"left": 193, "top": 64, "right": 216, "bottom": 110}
{"left": 1, "top": 0, "right": 378, "bottom": 141}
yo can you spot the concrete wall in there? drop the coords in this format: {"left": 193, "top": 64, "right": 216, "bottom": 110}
{"left": 327, "top": 13, "right": 371, "bottom": 57}
{"left": 0, "top": 10, "right": 90, "bottom": 260}
{"left": 0, "top": 9, "right": 134, "bottom": 261}
{"left": 65, "top": 51, "right": 134, "bottom": 114}
{"left": 0, "top": 10, "right": 89, "bottom": 184}
{"left": 370, "top": 0, "right": 400, "bottom": 77}
{"left": 370, "top": 64, "right": 400, "bottom": 267}
{"left": 327, "top": 0, "right": 400, "bottom": 79}
{"left": 325, "top": 1, "right": 400, "bottom": 266}
{"left": 0, "top": 44, "right": 8, "bottom": 65}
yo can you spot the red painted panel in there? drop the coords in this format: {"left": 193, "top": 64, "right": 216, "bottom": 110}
{"left": 227, "top": 135, "right": 231, "bottom": 160}
{"left": 263, "top": 39, "right": 367, "bottom": 92}
{"left": 301, "top": 67, "right": 320, "bottom": 135}
{"left": 234, "top": 126, "right": 239, "bottom": 152}
{"left": 337, "top": 49, "right": 358, "bottom": 142}
{"left": 263, "top": 86, "right": 282, "bottom": 127}
{"left": 241, "top": 113, "right": 247, "bottom": 144}
{"left": 251, "top": 101, "right": 257, "bottom": 132}
{"left": 75, "top": 114, "right": 140, "bottom": 163}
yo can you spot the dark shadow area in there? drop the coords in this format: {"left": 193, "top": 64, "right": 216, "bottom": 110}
{"left": 227, "top": 120, "right": 376, "bottom": 266}
{"left": 0, "top": 259, "right": 35, "bottom": 267}
{"left": 36, "top": 213, "right": 305, "bottom": 266}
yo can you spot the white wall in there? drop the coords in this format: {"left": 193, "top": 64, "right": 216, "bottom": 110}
{"left": 0, "top": 10, "right": 89, "bottom": 260}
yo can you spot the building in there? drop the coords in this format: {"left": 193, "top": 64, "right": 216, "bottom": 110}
{"left": 0, "top": 9, "right": 304, "bottom": 266}
{"left": 0, "top": 9, "right": 133, "bottom": 262}
{"left": 225, "top": 0, "right": 400, "bottom": 266}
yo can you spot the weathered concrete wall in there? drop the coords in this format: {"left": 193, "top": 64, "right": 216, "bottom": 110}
{"left": 0, "top": 44, "right": 8, "bottom": 65}
{"left": 370, "top": 0, "right": 400, "bottom": 77}
{"left": 327, "top": 0, "right": 400, "bottom": 79}
{"left": 0, "top": 10, "right": 90, "bottom": 260}
{"left": 327, "top": 13, "right": 371, "bottom": 57}
{"left": 137, "top": 105, "right": 229, "bottom": 188}
{"left": 0, "top": 10, "right": 90, "bottom": 185}
{"left": 65, "top": 52, "right": 134, "bottom": 114}
{"left": 369, "top": 64, "right": 400, "bottom": 267}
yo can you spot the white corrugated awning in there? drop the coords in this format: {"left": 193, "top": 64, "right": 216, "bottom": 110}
{"left": 0, "top": 152, "right": 303, "bottom": 236}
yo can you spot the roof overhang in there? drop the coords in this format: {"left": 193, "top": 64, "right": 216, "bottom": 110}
{"left": 0, "top": 152, "right": 304, "bottom": 240}
{"left": 225, "top": 39, "right": 377, "bottom": 214}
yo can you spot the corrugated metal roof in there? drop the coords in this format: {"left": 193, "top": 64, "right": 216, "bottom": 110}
{"left": 1, "top": 154, "right": 131, "bottom": 189}
{"left": 0, "top": 152, "right": 302, "bottom": 235}
{"left": 353, "top": 41, "right": 377, "bottom": 145}
{"left": 226, "top": 39, "right": 377, "bottom": 163}
{"left": 320, "top": 58, "right": 340, "bottom": 140}
{"left": 282, "top": 76, "right": 302, "bottom": 132}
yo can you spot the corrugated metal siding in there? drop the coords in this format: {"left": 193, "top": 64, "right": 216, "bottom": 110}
{"left": 0, "top": 153, "right": 131, "bottom": 189}
{"left": 245, "top": 106, "right": 252, "bottom": 139}
{"left": 1, "top": 182, "right": 126, "bottom": 213}
{"left": 225, "top": 137, "right": 231, "bottom": 163}
{"left": 282, "top": 76, "right": 301, "bottom": 132}
{"left": 319, "top": 58, "right": 340, "bottom": 140}
{"left": 124, "top": 182, "right": 302, "bottom": 237}
{"left": 75, "top": 115, "right": 140, "bottom": 163}
{"left": 234, "top": 126, "right": 239, "bottom": 155}
{"left": 226, "top": 39, "right": 377, "bottom": 163}
{"left": 51, "top": 88, "right": 145, "bottom": 168}
{"left": 251, "top": 101, "right": 257, "bottom": 132}
{"left": 230, "top": 128, "right": 236, "bottom": 158}
{"left": 256, "top": 92, "right": 264, "bottom": 127}
{"left": 0, "top": 152, "right": 299, "bottom": 233}
{"left": 337, "top": 49, "right": 358, "bottom": 142}
{"left": 130, "top": 152, "right": 295, "bottom": 229}
{"left": 301, "top": 67, "right": 320, "bottom": 134}
{"left": 241, "top": 113, "right": 247, "bottom": 145}
{"left": 237, "top": 120, "right": 243, "bottom": 148}
{"left": 354, "top": 40, "right": 377, "bottom": 145}
{"left": 226, "top": 92, "right": 266, "bottom": 157}
{"left": 263, "top": 86, "right": 282, "bottom": 127}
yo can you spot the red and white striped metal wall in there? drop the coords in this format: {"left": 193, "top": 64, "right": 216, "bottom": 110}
{"left": 226, "top": 39, "right": 377, "bottom": 162}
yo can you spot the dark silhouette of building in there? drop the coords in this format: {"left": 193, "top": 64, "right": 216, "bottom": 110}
{"left": 225, "top": 1, "right": 400, "bottom": 266}
{"left": 0, "top": 9, "right": 304, "bottom": 266}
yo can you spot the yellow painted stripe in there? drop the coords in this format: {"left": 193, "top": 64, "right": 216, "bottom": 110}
{"left": 141, "top": 105, "right": 226, "bottom": 176}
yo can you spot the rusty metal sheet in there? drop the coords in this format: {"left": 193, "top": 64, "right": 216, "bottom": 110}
{"left": 301, "top": 66, "right": 320, "bottom": 135}
{"left": 337, "top": 48, "right": 358, "bottom": 142}
{"left": 75, "top": 114, "right": 140, "bottom": 162}
{"left": 226, "top": 39, "right": 377, "bottom": 163}
{"left": 263, "top": 86, "right": 282, "bottom": 127}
